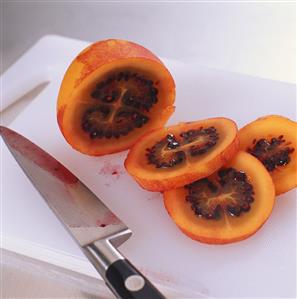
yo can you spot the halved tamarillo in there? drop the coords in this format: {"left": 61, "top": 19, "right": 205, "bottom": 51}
{"left": 239, "top": 115, "right": 297, "bottom": 195}
{"left": 125, "top": 117, "right": 239, "bottom": 191}
{"left": 57, "top": 39, "right": 175, "bottom": 156}
{"left": 164, "top": 151, "right": 275, "bottom": 244}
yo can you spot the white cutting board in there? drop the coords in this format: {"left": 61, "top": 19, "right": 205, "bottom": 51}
{"left": 2, "top": 35, "right": 296, "bottom": 298}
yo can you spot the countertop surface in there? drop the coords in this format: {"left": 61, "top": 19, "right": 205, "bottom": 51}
{"left": 2, "top": 2, "right": 296, "bottom": 83}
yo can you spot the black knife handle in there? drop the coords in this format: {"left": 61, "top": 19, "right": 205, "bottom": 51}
{"left": 106, "top": 259, "right": 166, "bottom": 299}
{"left": 83, "top": 230, "right": 166, "bottom": 299}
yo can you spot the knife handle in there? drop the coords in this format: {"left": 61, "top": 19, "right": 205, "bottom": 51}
{"left": 105, "top": 259, "right": 166, "bottom": 299}
{"left": 83, "top": 232, "right": 166, "bottom": 299}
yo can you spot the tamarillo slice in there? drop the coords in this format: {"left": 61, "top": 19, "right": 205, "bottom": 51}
{"left": 124, "top": 117, "right": 239, "bottom": 191}
{"left": 164, "top": 151, "right": 275, "bottom": 245}
{"left": 239, "top": 115, "right": 297, "bottom": 195}
{"left": 57, "top": 39, "right": 175, "bottom": 156}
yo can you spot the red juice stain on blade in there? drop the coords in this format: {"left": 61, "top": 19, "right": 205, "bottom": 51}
{"left": 96, "top": 211, "right": 121, "bottom": 227}
{"left": 1, "top": 127, "right": 78, "bottom": 184}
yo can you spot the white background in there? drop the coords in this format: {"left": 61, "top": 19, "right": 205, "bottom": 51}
{"left": 1, "top": 1, "right": 296, "bottom": 83}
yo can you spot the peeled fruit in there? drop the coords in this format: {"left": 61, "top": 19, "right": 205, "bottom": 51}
{"left": 57, "top": 39, "right": 175, "bottom": 156}
{"left": 125, "top": 117, "right": 239, "bottom": 191}
{"left": 164, "top": 151, "right": 275, "bottom": 244}
{"left": 239, "top": 115, "right": 297, "bottom": 195}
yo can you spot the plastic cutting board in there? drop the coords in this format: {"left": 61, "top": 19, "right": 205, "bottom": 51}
{"left": 2, "top": 35, "right": 296, "bottom": 298}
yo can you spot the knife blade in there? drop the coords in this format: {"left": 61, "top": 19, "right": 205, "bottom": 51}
{"left": 1, "top": 126, "right": 165, "bottom": 299}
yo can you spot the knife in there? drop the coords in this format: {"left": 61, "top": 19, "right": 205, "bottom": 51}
{"left": 1, "top": 126, "right": 166, "bottom": 299}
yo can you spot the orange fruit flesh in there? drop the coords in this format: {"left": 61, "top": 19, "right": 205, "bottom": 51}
{"left": 239, "top": 115, "right": 297, "bottom": 195}
{"left": 57, "top": 40, "right": 175, "bottom": 156}
{"left": 164, "top": 151, "right": 275, "bottom": 244}
{"left": 125, "top": 117, "right": 239, "bottom": 191}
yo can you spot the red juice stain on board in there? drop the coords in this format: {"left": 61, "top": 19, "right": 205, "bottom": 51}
{"left": 1, "top": 127, "right": 78, "bottom": 184}
{"left": 99, "top": 160, "right": 124, "bottom": 180}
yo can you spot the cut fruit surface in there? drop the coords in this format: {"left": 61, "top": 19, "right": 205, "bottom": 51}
{"left": 239, "top": 115, "right": 297, "bottom": 195}
{"left": 164, "top": 151, "right": 275, "bottom": 244}
{"left": 57, "top": 39, "right": 175, "bottom": 156}
{"left": 125, "top": 117, "right": 239, "bottom": 191}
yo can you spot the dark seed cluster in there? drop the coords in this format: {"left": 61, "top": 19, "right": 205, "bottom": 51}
{"left": 146, "top": 134, "right": 186, "bottom": 168}
{"left": 181, "top": 127, "right": 219, "bottom": 156}
{"left": 122, "top": 85, "right": 158, "bottom": 112}
{"left": 82, "top": 71, "right": 158, "bottom": 140}
{"left": 82, "top": 107, "right": 148, "bottom": 139}
{"left": 166, "top": 134, "right": 180, "bottom": 149}
{"left": 91, "top": 88, "right": 120, "bottom": 103}
{"left": 185, "top": 168, "right": 255, "bottom": 220}
{"left": 91, "top": 71, "right": 158, "bottom": 111}
{"left": 146, "top": 127, "right": 219, "bottom": 169}
{"left": 248, "top": 136, "right": 295, "bottom": 172}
